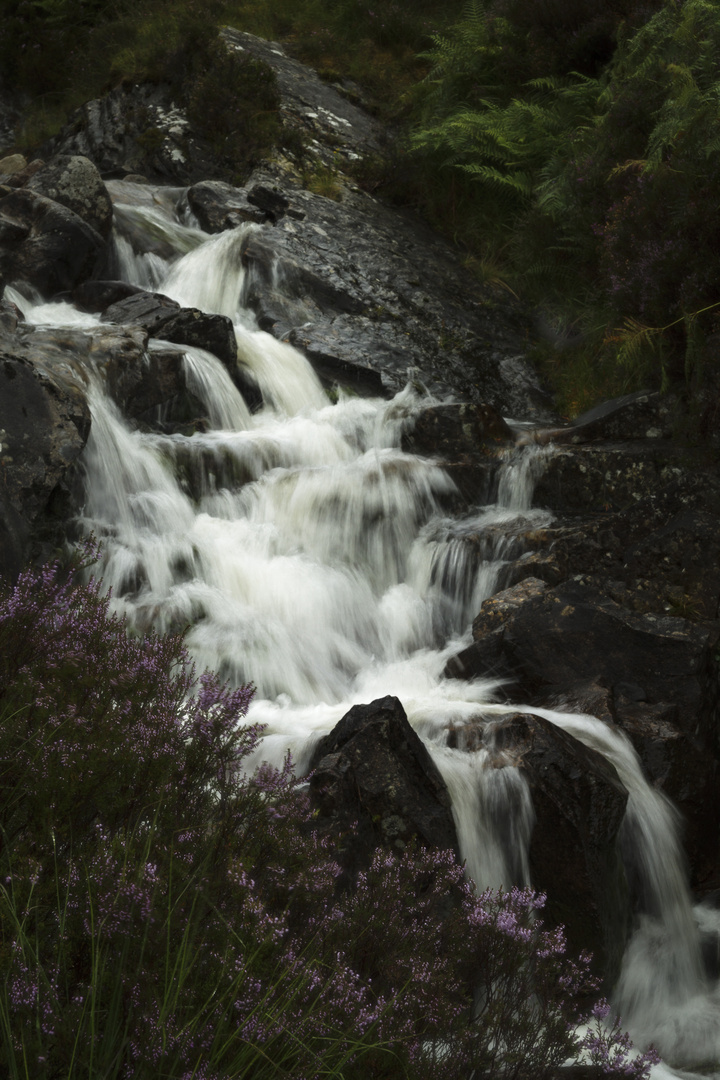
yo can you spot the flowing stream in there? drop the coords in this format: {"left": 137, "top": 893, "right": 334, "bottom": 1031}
{"left": 8, "top": 182, "right": 720, "bottom": 1077}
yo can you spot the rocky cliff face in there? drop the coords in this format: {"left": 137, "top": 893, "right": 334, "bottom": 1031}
{"left": 1, "top": 28, "right": 719, "bottom": 986}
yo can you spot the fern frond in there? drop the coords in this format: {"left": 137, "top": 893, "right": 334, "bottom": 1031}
{"left": 613, "top": 317, "right": 661, "bottom": 370}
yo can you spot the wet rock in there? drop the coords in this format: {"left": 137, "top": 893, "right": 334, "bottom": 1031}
{"left": 237, "top": 173, "right": 551, "bottom": 414}
{"left": 533, "top": 440, "right": 698, "bottom": 515}
{"left": 0, "top": 295, "right": 22, "bottom": 333}
{"left": 309, "top": 695, "right": 459, "bottom": 878}
{"left": 489, "top": 711, "right": 630, "bottom": 986}
{"left": 186, "top": 180, "right": 268, "bottom": 232}
{"left": 445, "top": 576, "right": 548, "bottom": 684}
{"left": 617, "top": 702, "right": 719, "bottom": 888}
{"left": 512, "top": 468, "right": 720, "bottom": 623}
{"left": 503, "top": 549, "right": 565, "bottom": 590}
{"left": 72, "top": 280, "right": 144, "bottom": 312}
{"left": 101, "top": 290, "right": 184, "bottom": 333}
{"left": 1, "top": 318, "right": 192, "bottom": 423}
{"left": 0, "top": 188, "right": 106, "bottom": 295}
{"left": 40, "top": 83, "right": 209, "bottom": 184}
{"left": 296, "top": 333, "right": 386, "bottom": 396}
{"left": 220, "top": 28, "right": 385, "bottom": 171}
{"left": 401, "top": 402, "right": 513, "bottom": 458}
{"left": 85, "top": 326, "right": 186, "bottom": 419}
{"left": 540, "top": 678, "right": 617, "bottom": 728}
{"left": 0, "top": 345, "right": 90, "bottom": 578}
{"left": 450, "top": 578, "right": 711, "bottom": 740}
{"left": 538, "top": 678, "right": 720, "bottom": 889}
{"left": 521, "top": 390, "right": 674, "bottom": 446}
{"left": 27, "top": 155, "right": 113, "bottom": 238}
{"left": 100, "top": 291, "right": 238, "bottom": 369}
{"left": 247, "top": 182, "right": 290, "bottom": 219}
{"left": 567, "top": 390, "right": 674, "bottom": 442}
{"left": 38, "top": 27, "right": 552, "bottom": 416}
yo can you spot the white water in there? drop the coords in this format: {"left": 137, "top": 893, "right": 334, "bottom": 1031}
{"left": 7, "top": 180, "right": 720, "bottom": 1077}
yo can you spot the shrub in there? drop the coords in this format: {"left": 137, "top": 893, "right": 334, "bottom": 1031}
{"left": 0, "top": 557, "right": 658, "bottom": 1078}
{"left": 185, "top": 40, "right": 283, "bottom": 180}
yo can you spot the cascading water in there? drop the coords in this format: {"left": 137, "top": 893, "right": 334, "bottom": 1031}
{"left": 8, "top": 179, "right": 720, "bottom": 1077}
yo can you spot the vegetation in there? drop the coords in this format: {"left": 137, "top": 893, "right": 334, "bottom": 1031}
{"left": 4, "top": 0, "right": 720, "bottom": 411}
{"left": 409, "top": 0, "right": 720, "bottom": 411}
{"left": 0, "top": 556, "right": 659, "bottom": 1078}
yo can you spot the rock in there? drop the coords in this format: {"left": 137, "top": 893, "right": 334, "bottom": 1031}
{"left": 0, "top": 346, "right": 90, "bottom": 578}
{"left": 100, "top": 290, "right": 183, "bottom": 333}
{"left": 0, "top": 295, "right": 22, "bottom": 333}
{"left": 450, "top": 578, "right": 711, "bottom": 742}
{"left": 567, "top": 390, "right": 674, "bottom": 442}
{"left": 488, "top": 711, "right": 630, "bottom": 986}
{"left": 39, "top": 29, "right": 553, "bottom": 415}
{"left": 1, "top": 317, "right": 196, "bottom": 423}
{"left": 445, "top": 576, "right": 548, "bottom": 684}
{"left": 100, "top": 290, "right": 238, "bottom": 370}
{"left": 72, "top": 280, "right": 145, "bottom": 312}
{"left": 84, "top": 326, "right": 186, "bottom": 419}
{"left": 40, "top": 83, "right": 204, "bottom": 184}
{"left": 504, "top": 469, "right": 720, "bottom": 623}
{"left": 0, "top": 153, "right": 27, "bottom": 177}
{"left": 27, "top": 155, "right": 113, "bottom": 238}
{"left": 220, "top": 28, "right": 385, "bottom": 171}
{"left": 309, "top": 695, "right": 460, "bottom": 879}
{"left": 237, "top": 173, "right": 552, "bottom": 414}
{"left": 186, "top": 180, "right": 268, "bottom": 232}
{"left": 519, "top": 390, "right": 674, "bottom": 446}
{"left": 533, "top": 440, "right": 698, "bottom": 514}
{"left": 539, "top": 678, "right": 720, "bottom": 889}
{"left": 1, "top": 159, "right": 46, "bottom": 188}
{"left": 401, "top": 402, "right": 513, "bottom": 458}
{"left": 615, "top": 701, "right": 720, "bottom": 889}
{"left": 0, "top": 187, "right": 106, "bottom": 296}
{"left": 247, "top": 182, "right": 290, "bottom": 219}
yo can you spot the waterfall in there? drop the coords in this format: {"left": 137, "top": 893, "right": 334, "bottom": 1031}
{"left": 7, "top": 178, "right": 720, "bottom": 1078}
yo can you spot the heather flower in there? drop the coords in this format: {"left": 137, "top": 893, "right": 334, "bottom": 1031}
{"left": 0, "top": 560, "right": 656, "bottom": 1079}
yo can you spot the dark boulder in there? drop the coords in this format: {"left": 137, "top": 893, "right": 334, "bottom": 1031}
{"left": 220, "top": 28, "right": 386, "bottom": 172}
{"left": 0, "top": 188, "right": 105, "bottom": 296}
{"left": 452, "top": 578, "right": 711, "bottom": 738}
{"left": 539, "top": 678, "right": 720, "bottom": 890}
{"left": 100, "top": 291, "right": 238, "bottom": 370}
{"left": 187, "top": 180, "right": 268, "bottom": 232}
{"left": 72, "top": 280, "right": 144, "bottom": 312}
{"left": 488, "top": 711, "right": 630, "bottom": 986}
{"left": 39, "top": 83, "right": 201, "bottom": 183}
{"left": 247, "top": 182, "right": 290, "bottom": 220}
{"left": 401, "top": 402, "right": 513, "bottom": 458}
{"left": 0, "top": 347, "right": 90, "bottom": 578}
{"left": 236, "top": 173, "right": 552, "bottom": 413}
{"left": 518, "top": 390, "right": 674, "bottom": 447}
{"left": 308, "top": 695, "right": 459, "bottom": 878}
{"left": 0, "top": 295, "right": 21, "bottom": 333}
{"left": 101, "top": 290, "right": 186, "bottom": 334}
{"left": 533, "top": 440, "right": 697, "bottom": 515}
{"left": 27, "top": 155, "right": 113, "bottom": 238}
{"left": 2, "top": 319, "right": 195, "bottom": 423}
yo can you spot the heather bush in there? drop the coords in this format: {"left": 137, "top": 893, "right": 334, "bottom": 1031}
{"left": 0, "top": 558, "right": 658, "bottom": 1078}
